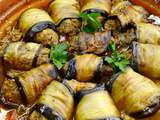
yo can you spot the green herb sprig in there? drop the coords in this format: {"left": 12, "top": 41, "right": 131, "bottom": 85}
{"left": 50, "top": 42, "right": 69, "bottom": 70}
{"left": 104, "top": 42, "right": 129, "bottom": 74}
{"left": 80, "top": 12, "right": 102, "bottom": 33}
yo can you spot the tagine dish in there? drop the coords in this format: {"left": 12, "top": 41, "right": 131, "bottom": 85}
{"left": 0, "top": 0, "right": 160, "bottom": 120}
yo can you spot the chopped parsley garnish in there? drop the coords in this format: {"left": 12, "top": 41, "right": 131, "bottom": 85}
{"left": 50, "top": 42, "right": 69, "bottom": 70}
{"left": 104, "top": 42, "right": 129, "bottom": 74}
{"left": 80, "top": 12, "right": 102, "bottom": 33}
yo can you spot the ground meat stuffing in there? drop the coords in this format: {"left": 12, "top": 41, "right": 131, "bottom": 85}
{"left": 34, "top": 28, "right": 59, "bottom": 46}
{"left": 0, "top": 28, "right": 22, "bottom": 55}
{"left": 1, "top": 78, "right": 22, "bottom": 104}
{"left": 57, "top": 19, "right": 81, "bottom": 35}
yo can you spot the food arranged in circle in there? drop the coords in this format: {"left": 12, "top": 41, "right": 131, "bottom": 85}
{"left": 0, "top": 0, "right": 160, "bottom": 120}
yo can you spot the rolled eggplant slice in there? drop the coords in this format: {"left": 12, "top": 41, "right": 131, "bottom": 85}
{"left": 18, "top": 8, "right": 59, "bottom": 46}
{"left": 75, "top": 84, "right": 121, "bottom": 120}
{"left": 134, "top": 23, "right": 160, "bottom": 45}
{"left": 3, "top": 42, "right": 50, "bottom": 70}
{"left": 63, "top": 54, "right": 112, "bottom": 82}
{"left": 132, "top": 42, "right": 160, "bottom": 79}
{"left": 1, "top": 64, "right": 59, "bottom": 105}
{"left": 48, "top": 0, "right": 81, "bottom": 35}
{"left": 29, "top": 80, "right": 74, "bottom": 120}
{"left": 68, "top": 30, "right": 112, "bottom": 54}
{"left": 80, "top": 0, "right": 111, "bottom": 17}
{"left": 107, "top": 67, "right": 160, "bottom": 119}
{"left": 105, "top": 1, "right": 148, "bottom": 31}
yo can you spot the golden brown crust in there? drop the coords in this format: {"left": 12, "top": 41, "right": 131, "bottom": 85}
{"left": 48, "top": 0, "right": 80, "bottom": 25}
{"left": 133, "top": 42, "right": 160, "bottom": 79}
{"left": 30, "top": 80, "right": 74, "bottom": 120}
{"left": 76, "top": 91, "right": 120, "bottom": 120}
{"left": 111, "top": 67, "right": 160, "bottom": 118}
{"left": 3, "top": 42, "right": 42, "bottom": 70}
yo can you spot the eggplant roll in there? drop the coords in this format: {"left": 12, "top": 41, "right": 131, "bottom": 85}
{"left": 63, "top": 54, "right": 112, "bottom": 82}
{"left": 134, "top": 23, "right": 160, "bottom": 45}
{"left": 132, "top": 42, "right": 160, "bottom": 79}
{"left": 75, "top": 84, "right": 121, "bottom": 120}
{"left": 68, "top": 30, "right": 112, "bottom": 54}
{"left": 1, "top": 64, "right": 58, "bottom": 105}
{"left": 18, "top": 8, "right": 59, "bottom": 46}
{"left": 80, "top": 0, "right": 111, "bottom": 16}
{"left": 29, "top": 80, "right": 74, "bottom": 120}
{"left": 3, "top": 42, "right": 50, "bottom": 70}
{"left": 105, "top": 1, "right": 148, "bottom": 31}
{"left": 107, "top": 67, "right": 160, "bottom": 119}
{"left": 48, "top": 0, "right": 81, "bottom": 35}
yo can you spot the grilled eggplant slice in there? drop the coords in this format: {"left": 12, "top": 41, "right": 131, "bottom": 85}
{"left": 75, "top": 84, "right": 121, "bottom": 120}
{"left": 3, "top": 42, "right": 50, "bottom": 70}
{"left": 132, "top": 42, "right": 160, "bottom": 79}
{"left": 63, "top": 54, "right": 112, "bottom": 82}
{"left": 1, "top": 64, "right": 59, "bottom": 105}
{"left": 48, "top": 0, "right": 81, "bottom": 35}
{"left": 105, "top": 1, "right": 148, "bottom": 31}
{"left": 29, "top": 80, "right": 74, "bottom": 120}
{"left": 68, "top": 30, "right": 112, "bottom": 54}
{"left": 107, "top": 67, "right": 160, "bottom": 119}
{"left": 18, "top": 8, "right": 59, "bottom": 46}
{"left": 80, "top": 0, "right": 111, "bottom": 17}
{"left": 134, "top": 23, "right": 160, "bottom": 45}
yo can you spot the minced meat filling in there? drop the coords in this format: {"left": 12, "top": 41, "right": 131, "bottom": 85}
{"left": 34, "top": 28, "right": 59, "bottom": 46}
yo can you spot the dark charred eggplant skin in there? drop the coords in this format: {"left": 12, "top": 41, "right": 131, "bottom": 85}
{"left": 93, "top": 59, "right": 104, "bottom": 82}
{"left": 131, "top": 42, "right": 139, "bottom": 72}
{"left": 83, "top": 9, "right": 109, "bottom": 17}
{"left": 62, "top": 80, "right": 75, "bottom": 97}
{"left": 105, "top": 72, "right": 121, "bottom": 93}
{"left": 130, "top": 101, "right": 160, "bottom": 119}
{"left": 14, "top": 77, "right": 27, "bottom": 104}
{"left": 34, "top": 104, "right": 64, "bottom": 120}
{"left": 25, "top": 21, "right": 56, "bottom": 42}
{"left": 65, "top": 59, "right": 76, "bottom": 80}
{"left": 32, "top": 45, "right": 42, "bottom": 68}
{"left": 75, "top": 83, "right": 105, "bottom": 103}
